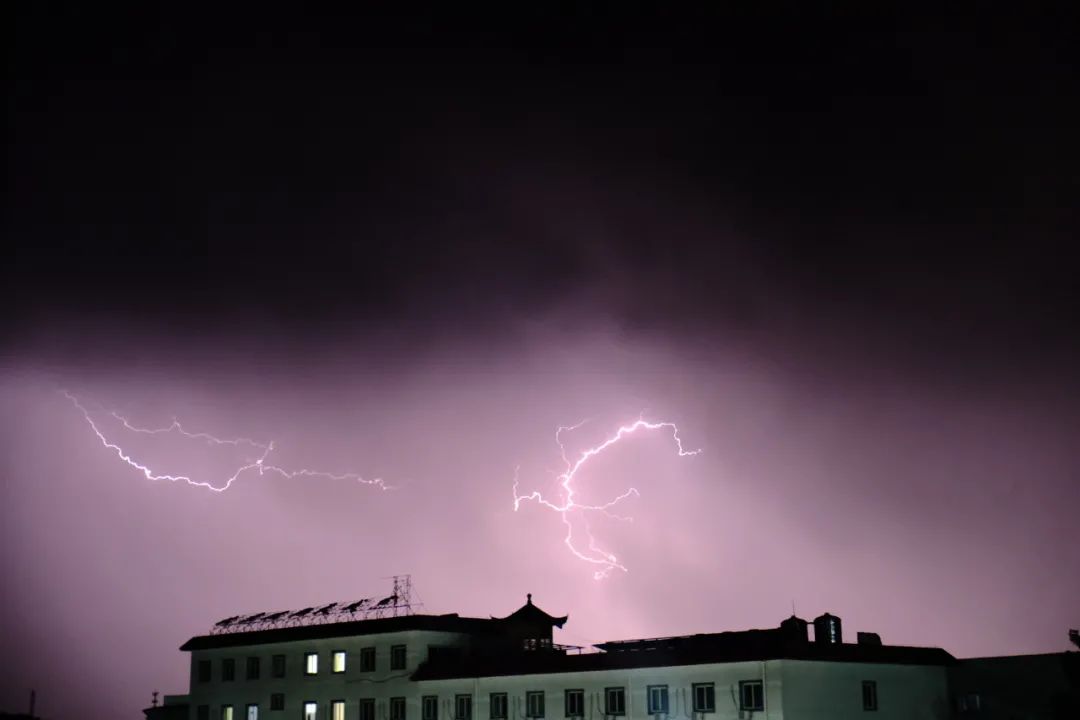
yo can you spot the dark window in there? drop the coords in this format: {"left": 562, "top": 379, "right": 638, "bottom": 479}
{"left": 862, "top": 681, "right": 878, "bottom": 712}
{"left": 455, "top": 695, "right": 472, "bottom": 720}
{"left": 359, "top": 699, "right": 376, "bottom": 720}
{"left": 647, "top": 686, "right": 668, "bottom": 715}
{"left": 526, "top": 692, "right": 545, "bottom": 718}
{"left": 490, "top": 693, "right": 508, "bottom": 720}
{"left": 691, "top": 684, "right": 715, "bottom": 714}
{"left": 222, "top": 658, "right": 236, "bottom": 682}
{"left": 957, "top": 693, "right": 981, "bottom": 713}
{"left": 739, "top": 681, "right": 764, "bottom": 712}
{"left": 360, "top": 647, "right": 376, "bottom": 672}
{"left": 198, "top": 661, "right": 212, "bottom": 683}
{"left": 198, "top": 706, "right": 210, "bottom": 720}
{"left": 423, "top": 696, "right": 439, "bottom": 720}
{"left": 270, "top": 694, "right": 285, "bottom": 711}
{"left": 604, "top": 688, "right": 625, "bottom": 716}
{"left": 391, "top": 697, "right": 407, "bottom": 720}
{"left": 565, "top": 690, "right": 584, "bottom": 718}
{"left": 272, "top": 654, "right": 286, "bottom": 678}
{"left": 391, "top": 645, "right": 407, "bottom": 670}
{"left": 246, "top": 657, "right": 260, "bottom": 680}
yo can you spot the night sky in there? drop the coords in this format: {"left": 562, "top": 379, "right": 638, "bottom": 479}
{"left": 4, "top": 6, "right": 1079, "bottom": 719}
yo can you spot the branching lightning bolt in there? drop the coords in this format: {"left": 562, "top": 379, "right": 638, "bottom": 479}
{"left": 62, "top": 390, "right": 387, "bottom": 492}
{"left": 513, "top": 417, "right": 700, "bottom": 579}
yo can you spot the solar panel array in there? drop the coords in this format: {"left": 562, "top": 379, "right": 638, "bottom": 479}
{"left": 209, "top": 593, "right": 409, "bottom": 634}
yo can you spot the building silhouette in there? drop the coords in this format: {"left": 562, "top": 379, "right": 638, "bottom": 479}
{"left": 146, "top": 590, "right": 1080, "bottom": 720}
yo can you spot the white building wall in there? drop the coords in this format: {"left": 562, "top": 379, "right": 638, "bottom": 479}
{"left": 185, "top": 640, "right": 950, "bottom": 720}
{"left": 779, "top": 659, "right": 950, "bottom": 720}
{"left": 186, "top": 629, "right": 473, "bottom": 720}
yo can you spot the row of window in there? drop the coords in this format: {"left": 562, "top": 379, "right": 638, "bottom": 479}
{"left": 196, "top": 683, "right": 750, "bottom": 720}
{"left": 199, "top": 647, "right": 408, "bottom": 682}
{"left": 196, "top": 681, "right": 879, "bottom": 719}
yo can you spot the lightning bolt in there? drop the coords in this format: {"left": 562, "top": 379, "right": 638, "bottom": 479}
{"left": 62, "top": 390, "right": 387, "bottom": 493}
{"left": 513, "top": 417, "right": 700, "bottom": 579}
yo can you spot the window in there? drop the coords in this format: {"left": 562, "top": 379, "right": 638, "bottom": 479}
{"left": 272, "top": 654, "right": 286, "bottom": 678}
{"left": 455, "top": 695, "right": 472, "bottom": 720}
{"left": 270, "top": 694, "right": 284, "bottom": 712}
{"left": 247, "top": 705, "right": 259, "bottom": 720}
{"left": 332, "top": 651, "right": 346, "bottom": 673}
{"left": 564, "top": 690, "right": 584, "bottom": 718}
{"left": 423, "top": 696, "right": 439, "bottom": 720}
{"left": 391, "top": 645, "right": 407, "bottom": 670}
{"left": 222, "top": 707, "right": 235, "bottom": 720}
{"left": 391, "top": 697, "right": 407, "bottom": 720}
{"left": 490, "top": 693, "right": 508, "bottom": 720}
{"left": 691, "top": 684, "right": 715, "bottom": 714}
{"left": 604, "top": 688, "right": 625, "bottom": 717}
{"left": 647, "top": 686, "right": 669, "bottom": 715}
{"left": 739, "top": 681, "right": 764, "bottom": 712}
{"left": 222, "top": 659, "right": 236, "bottom": 682}
{"left": 360, "top": 647, "right": 376, "bottom": 671}
{"left": 198, "top": 661, "right": 212, "bottom": 683}
{"left": 197, "top": 706, "right": 210, "bottom": 720}
{"left": 247, "top": 657, "right": 260, "bottom": 680}
{"left": 957, "top": 693, "right": 981, "bottom": 713}
{"left": 305, "top": 652, "right": 318, "bottom": 675}
{"left": 862, "top": 681, "right": 878, "bottom": 712}
{"left": 526, "top": 692, "right": 545, "bottom": 718}
{"left": 359, "top": 699, "right": 376, "bottom": 720}
{"left": 303, "top": 702, "right": 317, "bottom": 720}
{"left": 331, "top": 701, "right": 346, "bottom": 720}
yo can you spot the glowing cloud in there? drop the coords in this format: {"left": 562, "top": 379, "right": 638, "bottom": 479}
{"left": 513, "top": 417, "right": 701, "bottom": 579}
{"left": 62, "top": 390, "right": 387, "bottom": 492}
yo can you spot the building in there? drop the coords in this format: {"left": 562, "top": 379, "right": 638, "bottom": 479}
{"left": 148, "top": 590, "right": 966, "bottom": 720}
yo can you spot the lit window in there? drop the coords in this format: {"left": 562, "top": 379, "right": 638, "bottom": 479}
{"left": 862, "top": 681, "right": 878, "bottom": 712}
{"left": 647, "top": 686, "right": 668, "bottom": 715}
{"left": 455, "top": 694, "right": 472, "bottom": 720}
{"left": 222, "top": 659, "right": 236, "bottom": 682}
{"left": 332, "top": 651, "right": 346, "bottom": 673}
{"left": 739, "top": 681, "right": 764, "bottom": 712}
{"left": 332, "top": 701, "right": 346, "bottom": 720}
{"left": 272, "top": 654, "right": 286, "bottom": 678}
{"left": 303, "top": 702, "right": 318, "bottom": 720}
{"left": 197, "top": 706, "right": 210, "bottom": 720}
{"left": 565, "top": 690, "right": 584, "bottom": 718}
{"left": 222, "top": 706, "right": 234, "bottom": 720}
{"left": 247, "top": 657, "right": 260, "bottom": 680}
{"left": 270, "top": 695, "right": 284, "bottom": 711}
{"left": 360, "top": 647, "right": 376, "bottom": 671}
{"left": 247, "top": 705, "right": 258, "bottom": 720}
{"left": 692, "top": 684, "right": 715, "bottom": 714}
{"left": 391, "top": 697, "right": 407, "bottom": 720}
{"left": 605, "top": 688, "right": 626, "bottom": 716}
{"left": 526, "top": 692, "right": 545, "bottom": 718}
{"left": 423, "top": 696, "right": 439, "bottom": 720}
{"left": 490, "top": 693, "right": 508, "bottom": 720}
{"left": 305, "top": 653, "right": 318, "bottom": 675}
{"left": 359, "top": 699, "right": 376, "bottom": 720}
{"left": 391, "top": 645, "right": 407, "bottom": 670}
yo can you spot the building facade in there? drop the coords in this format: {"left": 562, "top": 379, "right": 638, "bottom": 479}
{"left": 149, "top": 595, "right": 964, "bottom": 720}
